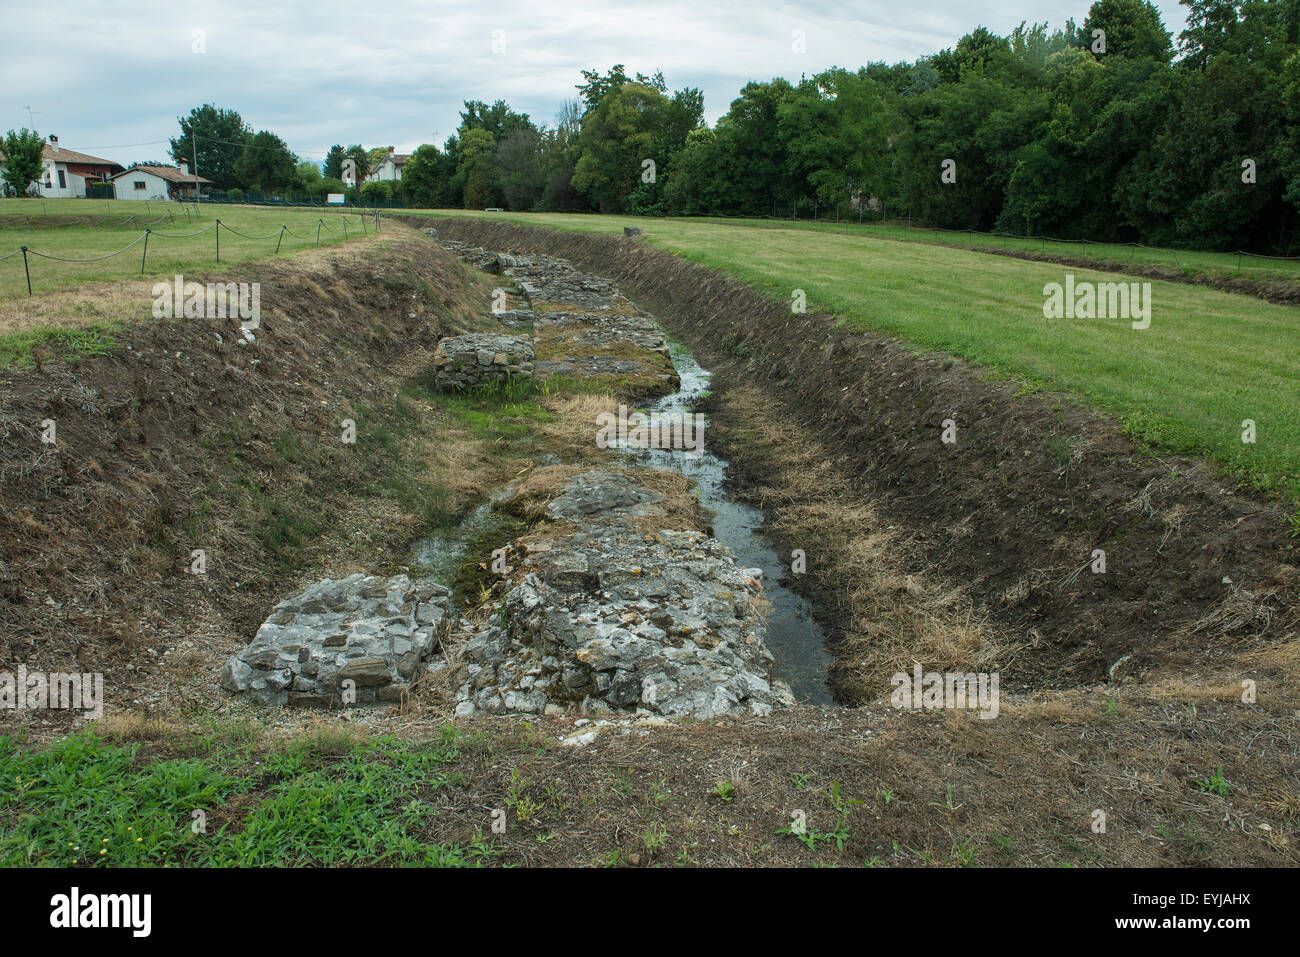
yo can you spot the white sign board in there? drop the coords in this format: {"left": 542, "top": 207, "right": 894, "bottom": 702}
{"left": 327, "top": 193, "right": 346, "bottom": 205}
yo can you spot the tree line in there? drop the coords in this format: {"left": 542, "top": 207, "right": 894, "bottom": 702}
{"left": 395, "top": 0, "right": 1300, "bottom": 254}
{"left": 19, "top": 0, "right": 1288, "bottom": 253}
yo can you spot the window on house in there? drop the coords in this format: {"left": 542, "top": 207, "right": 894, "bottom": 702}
{"left": 57, "top": 170, "right": 66, "bottom": 189}
{"left": 134, "top": 181, "right": 146, "bottom": 190}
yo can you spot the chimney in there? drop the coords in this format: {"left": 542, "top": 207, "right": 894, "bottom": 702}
{"left": 179, "top": 159, "right": 189, "bottom": 177}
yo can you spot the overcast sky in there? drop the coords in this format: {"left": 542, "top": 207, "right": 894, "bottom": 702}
{"left": 4, "top": 0, "right": 1191, "bottom": 168}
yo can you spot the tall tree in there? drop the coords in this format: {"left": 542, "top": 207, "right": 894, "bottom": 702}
{"left": 400, "top": 143, "right": 455, "bottom": 208}
{"left": 343, "top": 145, "right": 372, "bottom": 195}
{"left": 324, "top": 144, "right": 346, "bottom": 180}
{"left": 1083, "top": 0, "right": 1174, "bottom": 61}
{"left": 234, "top": 131, "right": 297, "bottom": 193}
{"left": 169, "top": 105, "right": 250, "bottom": 190}
{"left": 458, "top": 129, "right": 498, "bottom": 208}
{"left": 496, "top": 126, "right": 544, "bottom": 210}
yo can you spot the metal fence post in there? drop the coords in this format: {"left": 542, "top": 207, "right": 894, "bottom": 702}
{"left": 140, "top": 229, "right": 150, "bottom": 274}
{"left": 22, "top": 246, "right": 31, "bottom": 296}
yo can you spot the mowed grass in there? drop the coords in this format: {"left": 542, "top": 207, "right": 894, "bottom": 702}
{"left": 0, "top": 198, "right": 374, "bottom": 300}
{"left": 423, "top": 210, "right": 1300, "bottom": 503}
{"left": 685, "top": 217, "right": 1300, "bottom": 282}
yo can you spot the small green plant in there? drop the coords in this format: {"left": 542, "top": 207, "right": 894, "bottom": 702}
{"left": 506, "top": 767, "right": 544, "bottom": 823}
{"left": 711, "top": 780, "right": 735, "bottom": 803}
{"left": 1195, "top": 767, "right": 1230, "bottom": 796}
{"left": 952, "top": 839, "right": 978, "bottom": 867}
{"left": 643, "top": 826, "right": 668, "bottom": 856}
{"left": 776, "top": 781, "right": 861, "bottom": 853}
{"left": 929, "top": 783, "right": 964, "bottom": 812}
{"left": 608, "top": 767, "right": 634, "bottom": 795}
{"left": 1102, "top": 698, "right": 1120, "bottom": 718}
{"left": 877, "top": 787, "right": 894, "bottom": 805}
{"left": 647, "top": 778, "right": 672, "bottom": 806}
{"left": 790, "top": 772, "right": 810, "bottom": 790}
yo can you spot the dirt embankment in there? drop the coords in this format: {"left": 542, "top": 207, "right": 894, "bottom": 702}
{"left": 0, "top": 232, "right": 496, "bottom": 689}
{"left": 417, "top": 217, "right": 1299, "bottom": 700}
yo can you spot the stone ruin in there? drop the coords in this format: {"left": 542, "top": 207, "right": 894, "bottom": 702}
{"left": 220, "top": 574, "right": 450, "bottom": 707}
{"left": 431, "top": 333, "right": 535, "bottom": 391}
{"left": 453, "top": 469, "right": 794, "bottom": 719}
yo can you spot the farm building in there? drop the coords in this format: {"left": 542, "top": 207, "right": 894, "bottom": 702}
{"left": 110, "top": 162, "right": 211, "bottom": 201}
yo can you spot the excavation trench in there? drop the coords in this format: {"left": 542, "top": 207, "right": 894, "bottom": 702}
{"left": 407, "top": 216, "right": 1299, "bottom": 707}
{"left": 411, "top": 238, "right": 835, "bottom": 709}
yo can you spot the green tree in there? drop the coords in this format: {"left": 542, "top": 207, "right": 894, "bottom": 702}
{"left": 169, "top": 105, "right": 250, "bottom": 190}
{"left": 458, "top": 100, "right": 535, "bottom": 142}
{"left": 295, "top": 160, "right": 323, "bottom": 196}
{"left": 234, "top": 130, "right": 296, "bottom": 194}
{"left": 324, "top": 145, "right": 346, "bottom": 180}
{"left": 1, "top": 128, "right": 44, "bottom": 197}
{"left": 576, "top": 65, "right": 666, "bottom": 112}
{"left": 360, "top": 180, "right": 394, "bottom": 203}
{"left": 539, "top": 99, "right": 587, "bottom": 211}
{"left": 572, "top": 82, "right": 677, "bottom": 211}
{"left": 399, "top": 144, "right": 453, "bottom": 208}
{"left": 1083, "top": 0, "right": 1174, "bottom": 60}
{"left": 458, "top": 129, "right": 498, "bottom": 208}
{"left": 777, "top": 70, "right": 890, "bottom": 212}
{"left": 343, "top": 145, "right": 372, "bottom": 197}
{"left": 496, "top": 126, "right": 543, "bottom": 210}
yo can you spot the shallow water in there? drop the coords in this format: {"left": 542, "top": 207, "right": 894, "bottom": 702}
{"left": 615, "top": 340, "right": 834, "bottom": 705}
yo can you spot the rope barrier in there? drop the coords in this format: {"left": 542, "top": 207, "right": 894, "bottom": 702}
{"left": 24, "top": 232, "right": 147, "bottom": 263}
{"left": 148, "top": 222, "right": 217, "bottom": 239}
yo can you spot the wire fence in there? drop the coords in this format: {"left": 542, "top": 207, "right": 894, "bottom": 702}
{"left": 5, "top": 210, "right": 380, "bottom": 295}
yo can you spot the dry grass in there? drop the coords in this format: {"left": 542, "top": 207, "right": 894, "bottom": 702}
{"left": 712, "top": 382, "right": 1011, "bottom": 703}
{"left": 536, "top": 391, "right": 620, "bottom": 458}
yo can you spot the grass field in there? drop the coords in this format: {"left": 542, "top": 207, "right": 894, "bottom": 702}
{"left": 423, "top": 209, "right": 1300, "bottom": 504}
{"left": 0, "top": 198, "right": 375, "bottom": 300}
{"left": 685, "top": 217, "right": 1300, "bottom": 281}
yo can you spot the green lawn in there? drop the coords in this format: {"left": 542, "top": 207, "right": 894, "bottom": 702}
{"left": 687, "top": 217, "right": 1300, "bottom": 282}
{"left": 0, "top": 198, "right": 375, "bottom": 299}
{"left": 420, "top": 210, "right": 1300, "bottom": 504}
{"left": 0, "top": 727, "right": 493, "bottom": 867}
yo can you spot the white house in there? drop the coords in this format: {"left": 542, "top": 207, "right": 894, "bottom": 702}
{"left": 368, "top": 150, "right": 409, "bottom": 182}
{"left": 110, "top": 162, "right": 211, "bottom": 201}
{"left": 0, "top": 135, "right": 123, "bottom": 197}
